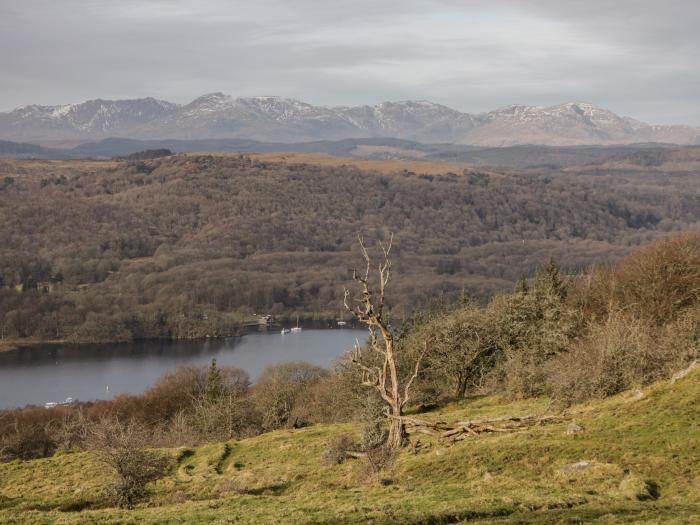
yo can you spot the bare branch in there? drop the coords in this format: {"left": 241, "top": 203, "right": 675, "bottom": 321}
{"left": 402, "top": 341, "right": 428, "bottom": 409}
{"left": 357, "top": 234, "right": 371, "bottom": 285}
{"left": 379, "top": 233, "right": 393, "bottom": 285}
{"left": 376, "top": 234, "right": 393, "bottom": 317}
{"left": 368, "top": 330, "right": 387, "bottom": 356}
{"left": 351, "top": 342, "right": 380, "bottom": 386}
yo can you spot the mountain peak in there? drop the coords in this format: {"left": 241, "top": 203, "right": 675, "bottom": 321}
{"left": 187, "top": 92, "right": 231, "bottom": 105}
{"left": 1, "top": 95, "right": 698, "bottom": 146}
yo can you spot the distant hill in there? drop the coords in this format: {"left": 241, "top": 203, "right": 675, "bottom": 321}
{"left": 1, "top": 94, "right": 698, "bottom": 146}
{"left": 0, "top": 139, "right": 72, "bottom": 159}
{"left": 70, "top": 136, "right": 697, "bottom": 170}
{"left": 0, "top": 139, "right": 43, "bottom": 155}
{"left": 5, "top": 134, "right": 698, "bottom": 172}
{"left": 70, "top": 137, "right": 435, "bottom": 159}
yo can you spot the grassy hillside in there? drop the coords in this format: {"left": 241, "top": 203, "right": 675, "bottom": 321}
{"left": 2, "top": 368, "right": 698, "bottom": 524}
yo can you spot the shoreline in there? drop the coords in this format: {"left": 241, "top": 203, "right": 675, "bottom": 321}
{"left": 0, "top": 340, "right": 19, "bottom": 353}
{"left": 0, "top": 319, "right": 358, "bottom": 353}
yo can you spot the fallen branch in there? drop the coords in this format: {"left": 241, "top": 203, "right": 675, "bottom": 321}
{"left": 345, "top": 451, "right": 368, "bottom": 459}
{"left": 392, "top": 413, "right": 565, "bottom": 442}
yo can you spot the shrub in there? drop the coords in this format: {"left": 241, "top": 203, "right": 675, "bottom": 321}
{"left": 86, "top": 417, "right": 171, "bottom": 509}
{"left": 415, "top": 304, "right": 501, "bottom": 399}
{"left": 358, "top": 393, "right": 387, "bottom": 451}
{"left": 53, "top": 411, "right": 88, "bottom": 451}
{"left": 191, "top": 394, "right": 259, "bottom": 442}
{"left": 293, "top": 361, "right": 368, "bottom": 424}
{"left": 141, "top": 366, "right": 206, "bottom": 424}
{"left": 576, "top": 233, "right": 700, "bottom": 325}
{"left": 547, "top": 314, "right": 658, "bottom": 405}
{"left": 252, "top": 362, "right": 328, "bottom": 430}
{"left": 0, "top": 423, "right": 56, "bottom": 461}
{"left": 364, "top": 445, "right": 396, "bottom": 475}
{"left": 183, "top": 362, "right": 259, "bottom": 442}
{"left": 490, "top": 260, "right": 579, "bottom": 398}
{"left": 322, "top": 434, "right": 357, "bottom": 465}
{"left": 152, "top": 410, "right": 200, "bottom": 447}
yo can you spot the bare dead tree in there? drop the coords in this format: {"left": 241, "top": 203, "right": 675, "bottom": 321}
{"left": 344, "top": 233, "right": 426, "bottom": 448}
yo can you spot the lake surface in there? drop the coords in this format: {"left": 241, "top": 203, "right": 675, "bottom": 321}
{"left": 0, "top": 328, "right": 366, "bottom": 409}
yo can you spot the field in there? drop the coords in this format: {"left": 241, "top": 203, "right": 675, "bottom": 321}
{"left": 1, "top": 368, "right": 698, "bottom": 524}
{"left": 244, "top": 151, "right": 493, "bottom": 176}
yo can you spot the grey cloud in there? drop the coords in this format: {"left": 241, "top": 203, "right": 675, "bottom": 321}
{"left": 1, "top": 0, "right": 698, "bottom": 125}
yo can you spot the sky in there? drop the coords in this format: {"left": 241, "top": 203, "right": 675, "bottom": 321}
{"left": 1, "top": 0, "right": 698, "bottom": 124}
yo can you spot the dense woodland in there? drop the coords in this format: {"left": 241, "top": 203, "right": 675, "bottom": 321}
{"left": 1, "top": 153, "right": 700, "bottom": 344}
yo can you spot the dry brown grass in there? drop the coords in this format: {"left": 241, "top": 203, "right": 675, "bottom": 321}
{"left": 0, "top": 158, "right": 120, "bottom": 177}
{"left": 221, "top": 151, "right": 494, "bottom": 176}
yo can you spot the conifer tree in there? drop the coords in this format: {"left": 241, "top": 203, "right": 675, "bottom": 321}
{"left": 205, "top": 358, "right": 224, "bottom": 402}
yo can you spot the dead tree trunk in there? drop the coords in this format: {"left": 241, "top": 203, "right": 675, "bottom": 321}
{"left": 344, "top": 234, "right": 425, "bottom": 449}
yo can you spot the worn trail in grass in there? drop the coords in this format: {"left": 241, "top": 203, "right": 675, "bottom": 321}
{"left": 1, "top": 370, "right": 699, "bottom": 524}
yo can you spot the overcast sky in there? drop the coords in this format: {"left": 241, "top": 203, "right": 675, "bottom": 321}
{"left": 1, "top": 0, "right": 698, "bottom": 124}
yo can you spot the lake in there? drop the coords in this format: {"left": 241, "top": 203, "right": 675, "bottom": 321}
{"left": 0, "top": 328, "right": 366, "bottom": 410}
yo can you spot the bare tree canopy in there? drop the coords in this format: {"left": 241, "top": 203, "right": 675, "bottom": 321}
{"left": 344, "top": 234, "right": 425, "bottom": 448}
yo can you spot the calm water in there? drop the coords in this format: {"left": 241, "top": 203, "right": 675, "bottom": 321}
{"left": 0, "top": 328, "right": 366, "bottom": 409}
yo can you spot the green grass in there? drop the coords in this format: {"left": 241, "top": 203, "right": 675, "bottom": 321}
{"left": 2, "top": 370, "right": 699, "bottom": 524}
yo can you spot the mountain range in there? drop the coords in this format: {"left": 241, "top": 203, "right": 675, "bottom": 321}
{"left": 1, "top": 93, "right": 698, "bottom": 146}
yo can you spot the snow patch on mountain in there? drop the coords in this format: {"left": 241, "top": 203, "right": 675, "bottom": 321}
{"left": 1, "top": 95, "right": 698, "bottom": 146}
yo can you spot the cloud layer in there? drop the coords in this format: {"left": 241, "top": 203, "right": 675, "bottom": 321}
{"left": 2, "top": 0, "right": 698, "bottom": 124}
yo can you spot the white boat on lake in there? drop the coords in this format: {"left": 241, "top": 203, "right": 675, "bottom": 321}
{"left": 44, "top": 397, "right": 74, "bottom": 409}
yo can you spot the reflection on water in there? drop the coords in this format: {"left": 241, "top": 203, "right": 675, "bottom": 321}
{"left": 0, "top": 329, "right": 366, "bottom": 409}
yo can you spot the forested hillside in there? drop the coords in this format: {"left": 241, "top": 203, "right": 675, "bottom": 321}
{"left": 1, "top": 154, "right": 699, "bottom": 344}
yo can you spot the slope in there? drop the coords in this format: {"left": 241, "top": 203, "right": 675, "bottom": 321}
{"left": 1, "top": 369, "right": 698, "bottom": 524}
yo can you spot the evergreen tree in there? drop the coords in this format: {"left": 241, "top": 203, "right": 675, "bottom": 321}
{"left": 460, "top": 286, "right": 472, "bottom": 306}
{"left": 205, "top": 358, "right": 224, "bottom": 402}
{"left": 514, "top": 276, "right": 529, "bottom": 294}
{"left": 533, "top": 257, "right": 566, "bottom": 299}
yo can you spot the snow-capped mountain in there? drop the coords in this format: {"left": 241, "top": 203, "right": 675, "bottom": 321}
{"left": 337, "top": 100, "right": 481, "bottom": 143}
{"left": 468, "top": 102, "right": 698, "bottom": 146}
{"left": 0, "top": 95, "right": 697, "bottom": 146}
{"left": 0, "top": 98, "right": 178, "bottom": 142}
{"left": 141, "top": 93, "right": 362, "bottom": 142}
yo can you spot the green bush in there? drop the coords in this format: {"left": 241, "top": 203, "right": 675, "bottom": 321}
{"left": 490, "top": 260, "right": 579, "bottom": 398}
